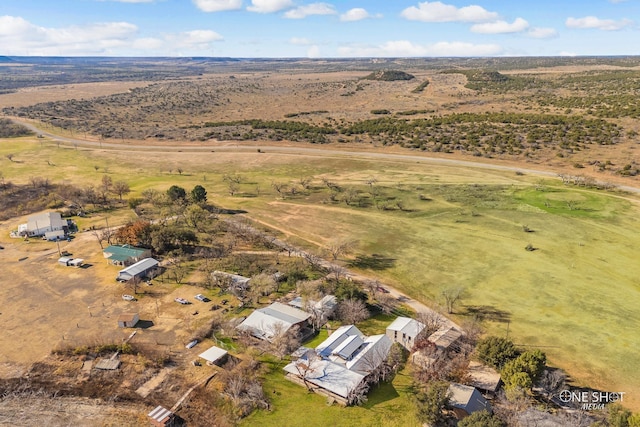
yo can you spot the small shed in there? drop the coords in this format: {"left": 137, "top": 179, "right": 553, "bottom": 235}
{"left": 198, "top": 345, "right": 228, "bottom": 365}
{"left": 58, "top": 257, "right": 72, "bottom": 266}
{"left": 148, "top": 405, "right": 179, "bottom": 427}
{"left": 69, "top": 258, "right": 84, "bottom": 267}
{"left": 117, "top": 313, "right": 139, "bottom": 328}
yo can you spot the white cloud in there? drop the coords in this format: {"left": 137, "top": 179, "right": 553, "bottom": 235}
{"left": 192, "top": 0, "right": 242, "bottom": 12}
{"left": 566, "top": 16, "right": 633, "bottom": 31}
{"left": 401, "top": 1, "right": 498, "bottom": 23}
{"left": 289, "top": 37, "right": 312, "bottom": 45}
{"left": 471, "top": 17, "right": 529, "bottom": 34}
{"left": 340, "top": 8, "right": 380, "bottom": 22}
{"left": 307, "top": 45, "right": 321, "bottom": 58}
{"left": 527, "top": 27, "right": 558, "bottom": 39}
{"left": 337, "top": 40, "right": 502, "bottom": 57}
{"left": 247, "top": 0, "right": 293, "bottom": 13}
{"left": 284, "top": 3, "right": 337, "bottom": 19}
{"left": 0, "top": 15, "right": 224, "bottom": 55}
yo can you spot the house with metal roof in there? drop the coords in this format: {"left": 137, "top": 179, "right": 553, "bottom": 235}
{"left": 116, "top": 258, "right": 159, "bottom": 282}
{"left": 284, "top": 324, "right": 393, "bottom": 405}
{"left": 386, "top": 316, "right": 426, "bottom": 351}
{"left": 448, "top": 383, "right": 492, "bottom": 419}
{"left": 147, "top": 405, "right": 181, "bottom": 427}
{"left": 236, "top": 302, "right": 310, "bottom": 341}
{"left": 103, "top": 244, "right": 151, "bottom": 266}
{"left": 18, "top": 211, "right": 67, "bottom": 237}
{"left": 428, "top": 327, "right": 462, "bottom": 352}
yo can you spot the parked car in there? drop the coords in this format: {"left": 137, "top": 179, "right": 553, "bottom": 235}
{"left": 185, "top": 339, "right": 198, "bottom": 349}
{"left": 174, "top": 297, "right": 190, "bottom": 305}
{"left": 194, "top": 294, "right": 210, "bottom": 302}
{"left": 122, "top": 294, "right": 136, "bottom": 301}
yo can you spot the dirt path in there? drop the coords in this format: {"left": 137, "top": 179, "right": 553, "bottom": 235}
{"left": 12, "top": 118, "right": 640, "bottom": 195}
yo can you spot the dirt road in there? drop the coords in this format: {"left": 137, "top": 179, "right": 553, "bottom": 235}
{"left": 13, "top": 118, "right": 640, "bottom": 195}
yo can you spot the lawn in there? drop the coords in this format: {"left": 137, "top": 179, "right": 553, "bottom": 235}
{"left": 241, "top": 356, "right": 421, "bottom": 427}
{"left": 2, "top": 136, "right": 640, "bottom": 410}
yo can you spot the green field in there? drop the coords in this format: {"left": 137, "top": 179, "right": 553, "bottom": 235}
{"left": 2, "top": 136, "right": 640, "bottom": 412}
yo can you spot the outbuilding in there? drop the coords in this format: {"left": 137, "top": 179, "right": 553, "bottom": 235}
{"left": 117, "top": 313, "right": 139, "bottom": 328}
{"left": 198, "top": 345, "right": 229, "bottom": 365}
{"left": 117, "top": 258, "right": 159, "bottom": 282}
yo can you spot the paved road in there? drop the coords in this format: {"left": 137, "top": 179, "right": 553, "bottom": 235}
{"left": 14, "top": 118, "right": 640, "bottom": 195}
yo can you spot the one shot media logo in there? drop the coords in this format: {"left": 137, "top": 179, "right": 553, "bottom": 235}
{"left": 558, "top": 390, "right": 626, "bottom": 410}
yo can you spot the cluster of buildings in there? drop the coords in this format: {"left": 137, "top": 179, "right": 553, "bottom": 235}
{"left": 236, "top": 296, "right": 499, "bottom": 418}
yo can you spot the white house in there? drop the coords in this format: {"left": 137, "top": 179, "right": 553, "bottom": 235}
{"left": 386, "top": 316, "right": 425, "bottom": 351}
{"left": 236, "top": 302, "right": 310, "bottom": 341}
{"left": 284, "top": 324, "right": 393, "bottom": 405}
{"left": 18, "top": 212, "right": 67, "bottom": 237}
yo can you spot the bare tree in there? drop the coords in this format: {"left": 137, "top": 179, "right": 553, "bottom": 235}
{"left": 327, "top": 264, "right": 347, "bottom": 285}
{"left": 269, "top": 324, "right": 300, "bottom": 359}
{"left": 271, "top": 181, "right": 287, "bottom": 198}
{"left": 126, "top": 277, "right": 142, "bottom": 295}
{"left": 112, "top": 180, "right": 130, "bottom": 201}
{"left": 336, "top": 299, "right": 369, "bottom": 324}
{"left": 342, "top": 187, "right": 359, "bottom": 206}
{"left": 327, "top": 239, "right": 357, "bottom": 261}
{"left": 250, "top": 273, "right": 277, "bottom": 304}
{"left": 298, "top": 176, "right": 313, "bottom": 190}
{"left": 223, "top": 173, "right": 242, "bottom": 196}
{"left": 293, "top": 352, "right": 322, "bottom": 391}
{"left": 302, "top": 251, "right": 324, "bottom": 271}
{"left": 347, "top": 380, "right": 370, "bottom": 406}
{"left": 376, "top": 292, "right": 399, "bottom": 315}
{"left": 441, "top": 287, "right": 465, "bottom": 314}
{"left": 5, "top": 154, "right": 14, "bottom": 162}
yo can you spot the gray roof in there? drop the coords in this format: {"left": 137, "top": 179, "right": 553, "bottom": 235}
{"left": 237, "top": 302, "right": 310, "bottom": 341}
{"left": 117, "top": 258, "right": 158, "bottom": 280}
{"left": 284, "top": 359, "right": 365, "bottom": 399}
{"left": 448, "top": 383, "right": 492, "bottom": 414}
{"left": 386, "top": 316, "right": 425, "bottom": 338}
{"left": 428, "top": 327, "right": 462, "bottom": 351}
{"left": 316, "top": 325, "right": 364, "bottom": 358}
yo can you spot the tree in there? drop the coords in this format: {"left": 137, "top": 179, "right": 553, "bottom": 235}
{"left": 336, "top": 299, "right": 369, "bottom": 324}
{"left": 167, "top": 185, "right": 187, "bottom": 202}
{"left": 249, "top": 273, "right": 277, "bottom": 304}
{"left": 112, "top": 180, "right": 130, "bottom": 201}
{"left": 269, "top": 324, "right": 300, "bottom": 359}
{"left": 415, "top": 381, "right": 450, "bottom": 426}
{"left": 475, "top": 336, "right": 519, "bottom": 370}
{"left": 101, "top": 175, "right": 113, "bottom": 198}
{"left": 114, "top": 220, "right": 152, "bottom": 247}
{"left": 223, "top": 174, "right": 241, "bottom": 196}
{"left": 458, "top": 410, "right": 505, "bottom": 427}
{"left": 184, "top": 204, "right": 209, "bottom": 231}
{"left": 609, "top": 404, "right": 633, "bottom": 427}
{"left": 501, "top": 350, "right": 546, "bottom": 394}
{"left": 327, "top": 239, "right": 357, "bottom": 261}
{"left": 441, "top": 286, "right": 464, "bottom": 314}
{"left": 191, "top": 184, "right": 207, "bottom": 203}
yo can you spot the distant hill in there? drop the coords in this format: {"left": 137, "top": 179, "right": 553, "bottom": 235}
{"left": 362, "top": 70, "right": 415, "bottom": 81}
{"left": 0, "top": 56, "right": 16, "bottom": 63}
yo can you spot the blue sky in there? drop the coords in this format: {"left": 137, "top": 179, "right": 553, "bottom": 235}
{"left": 1, "top": 0, "right": 639, "bottom": 57}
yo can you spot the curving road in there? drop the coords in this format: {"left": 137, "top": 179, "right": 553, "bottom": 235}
{"left": 14, "top": 118, "right": 640, "bottom": 195}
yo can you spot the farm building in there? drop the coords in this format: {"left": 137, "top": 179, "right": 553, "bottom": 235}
{"left": 198, "top": 346, "right": 228, "bottom": 365}
{"left": 448, "top": 383, "right": 492, "bottom": 419}
{"left": 467, "top": 361, "right": 501, "bottom": 394}
{"left": 386, "top": 316, "right": 425, "bottom": 351}
{"left": 18, "top": 211, "right": 68, "bottom": 237}
{"left": 116, "top": 258, "right": 159, "bottom": 282}
{"left": 283, "top": 324, "right": 393, "bottom": 405}
{"left": 288, "top": 295, "right": 338, "bottom": 325}
{"left": 117, "top": 313, "right": 139, "bottom": 328}
{"left": 428, "top": 327, "right": 462, "bottom": 352}
{"left": 212, "top": 271, "right": 251, "bottom": 292}
{"left": 103, "top": 244, "right": 151, "bottom": 266}
{"left": 147, "top": 405, "right": 181, "bottom": 427}
{"left": 236, "top": 302, "right": 310, "bottom": 341}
